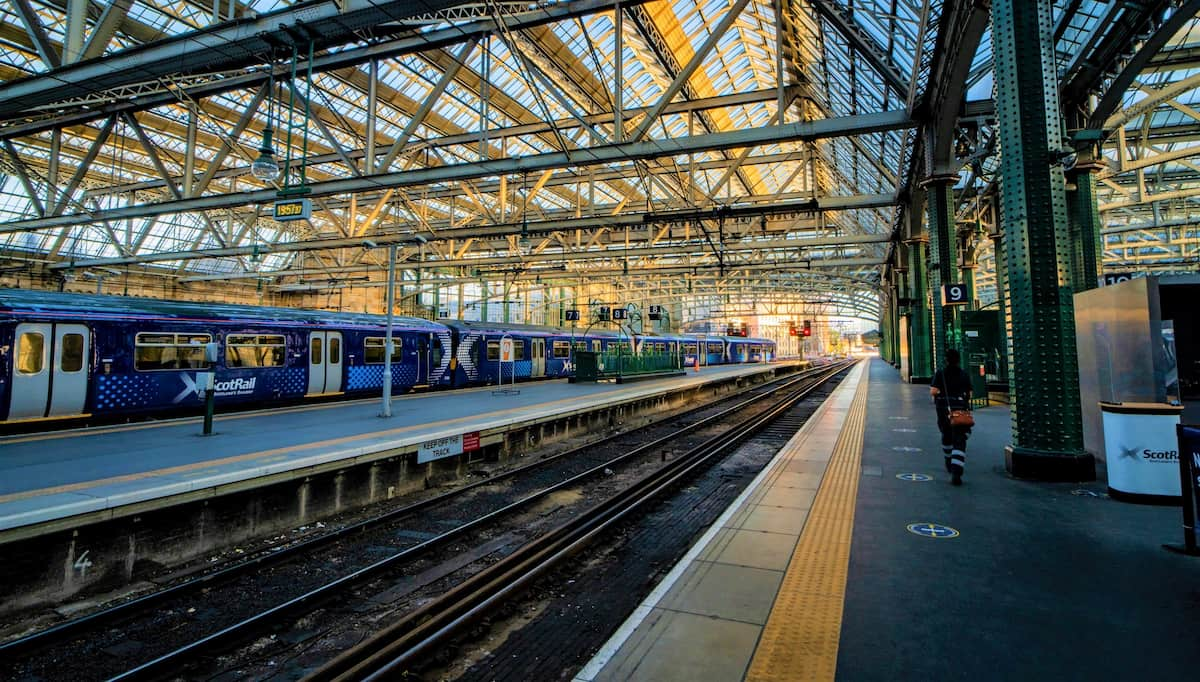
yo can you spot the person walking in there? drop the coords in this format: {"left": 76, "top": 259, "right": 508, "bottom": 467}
{"left": 930, "top": 348, "right": 973, "bottom": 485}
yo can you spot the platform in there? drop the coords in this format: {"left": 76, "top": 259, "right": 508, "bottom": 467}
{"left": 0, "top": 362, "right": 795, "bottom": 537}
{"left": 579, "top": 357, "right": 1200, "bottom": 681}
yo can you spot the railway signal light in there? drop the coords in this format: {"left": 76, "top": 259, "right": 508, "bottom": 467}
{"left": 802, "top": 320, "right": 812, "bottom": 337}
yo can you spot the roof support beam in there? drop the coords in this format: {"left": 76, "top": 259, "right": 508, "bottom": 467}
{"left": 179, "top": 234, "right": 892, "bottom": 281}
{"left": 49, "top": 116, "right": 114, "bottom": 216}
{"left": 6, "top": 0, "right": 61, "bottom": 68}
{"left": 1, "top": 139, "right": 46, "bottom": 217}
{"left": 48, "top": 195, "right": 896, "bottom": 269}
{"left": 629, "top": 0, "right": 750, "bottom": 142}
{"left": 807, "top": 0, "right": 909, "bottom": 98}
{"left": 9, "top": 110, "right": 911, "bottom": 234}
{"left": 81, "top": 0, "right": 134, "bottom": 61}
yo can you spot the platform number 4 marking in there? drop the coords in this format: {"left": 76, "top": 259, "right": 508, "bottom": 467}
{"left": 943, "top": 283, "right": 968, "bottom": 306}
{"left": 73, "top": 550, "right": 94, "bottom": 577}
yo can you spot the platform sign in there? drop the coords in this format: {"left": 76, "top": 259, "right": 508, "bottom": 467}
{"left": 499, "top": 337, "right": 514, "bottom": 362}
{"left": 1104, "top": 272, "right": 1137, "bottom": 286}
{"left": 648, "top": 305, "right": 662, "bottom": 321}
{"left": 463, "top": 431, "right": 481, "bottom": 453}
{"left": 612, "top": 308, "right": 627, "bottom": 320}
{"left": 565, "top": 309, "right": 581, "bottom": 322}
{"left": 943, "top": 283, "right": 969, "bottom": 306}
{"left": 273, "top": 198, "right": 312, "bottom": 222}
{"left": 906, "top": 522, "right": 959, "bottom": 538}
{"left": 597, "top": 306, "right": 610, "bottom": 321}
{"left": 419, "top": 434, "right": 463, "bottom": 463}
{"left": 1171, "top": 425, "right": 1200, "bottom": 554}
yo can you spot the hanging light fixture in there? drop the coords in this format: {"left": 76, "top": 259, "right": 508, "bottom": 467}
{"left": 252, "top": 63, "right": 281, "bottom": 182}
{"left": 252, "top": 126, "right": 280, "bottom": 182}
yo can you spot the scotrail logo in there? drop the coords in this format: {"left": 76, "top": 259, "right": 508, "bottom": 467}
{"left": 173, "top": 375, "right": 257, "bottom": 403}
{"left": 1118, "top": 443, "right": 1177, "bottom": 463}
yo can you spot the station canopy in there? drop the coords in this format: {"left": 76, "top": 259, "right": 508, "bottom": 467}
{"left": 0, "top": 1, "right": 1196, "bottom": 322}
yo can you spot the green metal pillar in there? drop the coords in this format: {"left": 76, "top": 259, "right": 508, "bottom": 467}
{"left": 924, "top": 174, "right": 960, "bottom": 370}
{"left": 993, "top": 0, "right": 1093, "bottom": 480}
{"left": 905, "top": 237, "right": 933, "bottom": 382}
{"left": 1066, "top": 160, "right": 1105, "bottom": 292}
{"left": 990, "top": 231, "right": 1011, "bottom": 387}
{"left": 879, "top": 285, "right": 892, "bottom": 364}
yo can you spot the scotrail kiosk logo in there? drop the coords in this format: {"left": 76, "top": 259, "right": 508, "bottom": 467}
{"left": 173, "top": 375, "right": 257, "bottom": 403}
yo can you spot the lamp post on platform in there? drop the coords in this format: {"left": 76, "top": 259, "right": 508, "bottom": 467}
{"left": 381, "top": 242, "right": 397, "bottom": 418}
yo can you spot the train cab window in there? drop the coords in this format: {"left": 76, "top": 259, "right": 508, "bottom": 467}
{"left": 61, "top": 333, "right": 85, "bottom": 372}
{"left": 311, "top": 338, "right": 322, "bottom": 365}
{"left": 364, "top": 338, "right": 404, "bottom": 363}
{"left": 226, "top": 335, "right": 286, "bottom": 368}
{"left": 329, "top": 337, "right": 341, "bottom": 364}
{"left": 135, "top": 332, "right": 212, "bottom": 371}
{"left": 553, "top": 341, "right": 571, "bottom": 358}
{"left": 18, "top": 332, "right": 44, "bottom": 374}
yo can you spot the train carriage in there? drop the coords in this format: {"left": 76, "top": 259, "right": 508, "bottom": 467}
{"left": 0, "top": 290, "right": 449, "bottom": 426}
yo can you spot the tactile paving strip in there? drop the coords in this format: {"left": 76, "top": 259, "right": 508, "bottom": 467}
{"left": 745, "top": 371, "right": 870, "bottom": 682}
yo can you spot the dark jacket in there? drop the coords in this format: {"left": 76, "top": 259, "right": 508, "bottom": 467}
{"left": 932, "top": 365, "right": 972, "bottom": 409}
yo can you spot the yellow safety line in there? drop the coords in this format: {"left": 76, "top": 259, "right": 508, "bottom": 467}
{"left": 745, "top": 366, "right": 870, "bottom": 682}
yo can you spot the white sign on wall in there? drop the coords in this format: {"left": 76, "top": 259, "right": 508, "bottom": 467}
{"left": 419, "top": 434, "right": 463, "bottom": 463}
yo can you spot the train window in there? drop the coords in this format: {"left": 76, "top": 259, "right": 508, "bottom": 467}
{"left": 655, "top": 342, "right": 666, "bottom": 352}
{"left": 707, "top": 342, "right": 723, "bottom": 354}
{"left": 226, "top": 335, "right": 286, "bottom": 368}
{"left": 364, "top": 338, "right": 404, "bottom": 364}
{"left": 553, "top": 341, "right": 571, "bottom": 358}
{"left": 683, "top": 342, "right": 698, "bottom": 355}
{"left": 572, "top": 341, "right": 588, "bottom": 352}
{"left": 514, "top": 341, "right": 525, "bottom": 361}
{"left": 329, "top": 337, "right": 341, "bottom": 364}
{"left": 591, "top": 340, "right": 601, "bottom": 352}
{"left": 311, "top": 338, "right": 322, "bottom": 365}
{"left": 18, "top": 332, "right": 44, "bottom": 374}
{"left": 135, "top": 332, "right": 212, "bottom": 371}
{"left": 487, "top": 340, "right": 500, "bottom": 361}
{"left": 61, "top": 333, "right": 85, "bottom": 372}
{"left": 431, "top": 338, "right": 444, "bottom": 367}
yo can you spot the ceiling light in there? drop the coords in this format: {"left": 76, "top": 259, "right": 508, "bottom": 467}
{"left": 251, "top": 126, "right": 280, "bottom": 182}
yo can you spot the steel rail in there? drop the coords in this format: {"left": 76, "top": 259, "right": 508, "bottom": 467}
{"left": 0, "top": 364, "right": 821, "bottom": 661}
{"left": 310, "top": 361, "right": 855, "bottom": 681}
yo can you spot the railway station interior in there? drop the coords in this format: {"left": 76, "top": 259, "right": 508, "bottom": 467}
{"left": 1, "top": 1, "right": 1199, "bottom": 680}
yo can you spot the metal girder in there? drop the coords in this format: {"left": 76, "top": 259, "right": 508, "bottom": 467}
{"left": 48, "top": 195, "right": 895, "bottom": 270}
{"left": 807, "top": 0, "right": 909, "bottom": 98}
{"left": 0, "top": 0, "right": 646, "bottom": 139}
{"left": 5, "top": 110, "right": 910, "bottom": 234}
{"left": 1087, "top": 0, "right": 1200, "bottom": 130}
{"left": 0, "top": 0, "right": 481, "bottom": 120}
{"left": 178, "top": 234, "right": 891, "bottom": 282}
{"left": 1059, "top": 1, "right": 1177, "bottom": 120}
{"left": 80, "top": 0, "right": 134, "bottom": 62}
{"left": 6, "top": 0, "right": 60, "bottom": 68}
{"left": 87, "top": 88, "right": 792, "bottom": 198}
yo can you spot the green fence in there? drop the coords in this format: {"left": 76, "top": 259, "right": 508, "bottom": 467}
{"left": 571, "top": 351, "right": 682, "bottom": 382}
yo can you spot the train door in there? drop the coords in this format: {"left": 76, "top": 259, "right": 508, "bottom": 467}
{"left": 8, "top": 322, "right": 90, "bottom": 420}
{"left": 307, "top": 331, "right": 344, "bottom": 395}
{"left": 531, "top": 338, "right": 545, "bottom": 378}
{"left": 416, "top": 334, "right": 430, "bottom": 386}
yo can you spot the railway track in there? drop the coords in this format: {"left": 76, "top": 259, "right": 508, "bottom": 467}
{"left": 310, "top": 360, "right": 853, "bottom": 681}
{"left": 1, "top": 360, "right": 852, "bottom": 681}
